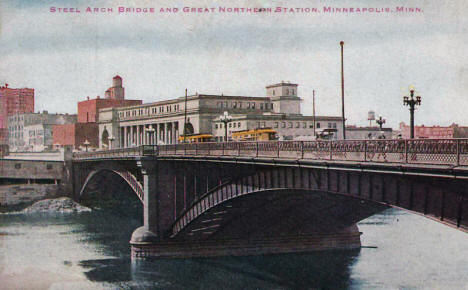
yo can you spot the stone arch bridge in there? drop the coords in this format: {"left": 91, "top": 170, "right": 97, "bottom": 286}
{"left": 72, "top": 139, "right": 468, "bottom": 258}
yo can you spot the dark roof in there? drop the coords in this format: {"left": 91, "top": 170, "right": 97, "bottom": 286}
{"left": 265, "top": 82, "right": 298, "bottom": 89}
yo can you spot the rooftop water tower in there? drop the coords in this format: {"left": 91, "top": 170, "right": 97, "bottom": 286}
{"left": 368, "top": 110, "right": 375, "bottom": 126}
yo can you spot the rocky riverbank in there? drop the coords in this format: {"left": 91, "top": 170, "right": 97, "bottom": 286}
{"left": 21, "top": 197, "right": 91, "bottom": 214}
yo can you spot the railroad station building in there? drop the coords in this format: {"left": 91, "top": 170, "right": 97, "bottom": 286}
{"left": 98, "top": 81, "right": 344, "bottom": 149}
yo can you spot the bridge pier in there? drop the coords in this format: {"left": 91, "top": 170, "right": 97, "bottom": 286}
{"left": 131, "top": 159, "right": 158, "bottom": 244}
{"left": 131, "top": 225, "right": 363, "bottom": 259}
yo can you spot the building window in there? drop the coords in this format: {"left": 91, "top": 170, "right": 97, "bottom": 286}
{"left": 272, "top": 90, "right": 275, "bottom": 96}
{"left": 238, "top": 122, "right": 241, "bottom": 127}
{"left": 296, "top": 122, "right": 300, "bottom": 128}
{"left": 333, "top": 123, "right": 337, "bottom": 129}
{"left": 274, "top": 122, "right": 278, "bottom": 128}
{"left": 238, "top": 102, "right": 242, "bottom": 108}
{"left": 233, "top": 102, "right": 237, "bottom": 108}
{"left": 247, "top": 103, "right": 251, "bottom": 109}
{"left": 252, "top": 103, "right": 256, "bottom": 109}
{"left": 218, "top": 102, "right": 223, "bottom": 108}
{"left": 328, "top": 123, "right": 332, "bottom": 128}
{"left": 215, "top": 124, "right": 218, "bottom": 129}
{"left": 229, "top": 123, "right": 232, "bottom": 128}
{"left": 233, "top": 122, "right": 236, "bottom": 128}
{"left": 47, "top": 164, "right": 53, "bottom": 170}
{"left": 317, "top": 123, "right": 321, "bottom": 129}
{"left": 286, "top": 89, "right": 289, "bottom": 95}
{"left": 288, "top": 122, "right": 293, "bottom": 128}
{"left": 260, "top": 103, "right": 264, "bottom": 110}
{"left": 303, "top": 122, "right": 307, "bottom": 128}
{"left": 282, "top": 122, "right": 286, "bottom": 128}
{"left": 15, "top": 163, "right": 21, "bottom": 169}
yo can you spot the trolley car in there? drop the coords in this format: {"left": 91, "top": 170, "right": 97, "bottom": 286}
{"left": 231, "top": 128, "right": 278, "bottom": 142}
{"left": 178, "top": 134, "right": 214, "bottom": 143}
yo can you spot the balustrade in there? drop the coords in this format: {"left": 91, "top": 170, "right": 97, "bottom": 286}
{"left": 72, "top": 139, "right": 468, "bottom": 166}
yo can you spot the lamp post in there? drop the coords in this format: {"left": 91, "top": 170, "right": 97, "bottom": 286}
{"left": 83, "top": 140, "right": 90, "bottom": 152}
{"left": 146, "top": 125, "right": 155, "bottom": 145}
{"left": 108, "top": 136, "right": 115, "bottom": 150}
{"left": 376, "top": 116, "right": 386, "bottom": 130}
{"left": 219, "top": 111, "right": 233, "bottom": 142}
{"left": 403, "top": 89, "right": 422, "bottom": 139}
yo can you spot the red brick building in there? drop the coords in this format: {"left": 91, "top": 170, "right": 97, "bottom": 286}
{"left": 52, "top": 123, "right": 99, "bottom": 149}
{"left": 53, "top": 75, "right": 141, "bottom": 150}
{"left": 399, "top": 122, "right": 468, "bottom": 139}
{"left": 0, "top": 84, "right": 35, "bottom": 144}
{"left": 77, "top": 76, "right": 141, "bottom": 123}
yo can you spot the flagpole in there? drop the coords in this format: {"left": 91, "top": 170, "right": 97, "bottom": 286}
{"left": 313, "top": 90, "right": 316, "bottom": 138}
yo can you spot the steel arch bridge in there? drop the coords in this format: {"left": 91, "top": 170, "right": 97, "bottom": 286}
{"left": 71, "top": 140, "right": 468, "bottom": 258}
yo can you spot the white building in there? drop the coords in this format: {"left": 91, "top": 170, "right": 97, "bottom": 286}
{"left": 98, "top": 82, "right": 344, "bottom": 148}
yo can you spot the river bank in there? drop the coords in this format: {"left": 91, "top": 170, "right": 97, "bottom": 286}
{"left": 0, "top": 184, "right": 63, "bottom": 212}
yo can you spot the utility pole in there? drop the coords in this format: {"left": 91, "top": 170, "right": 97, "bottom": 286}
{"left": 340, "top": 41, "right": 346, "bottom": 139}
{"left": 183, "top": 89, "right": 188, "bottom": 143}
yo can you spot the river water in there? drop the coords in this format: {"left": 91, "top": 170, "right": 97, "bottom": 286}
{"left": 1, "top": 208, "right": 468, "bottom": 289}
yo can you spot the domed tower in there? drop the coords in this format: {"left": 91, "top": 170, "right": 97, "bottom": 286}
{"left": 109, "top": 75, "right": 125, "bottom": 100}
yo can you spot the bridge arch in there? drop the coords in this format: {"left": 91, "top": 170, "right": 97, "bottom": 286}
{"left": 171, "top": 167, "right": 379, "bottom": 238}
{"left": 79, "top": 168, "right": 144, "bottom": 202}
{"left": 171, "top": 166, "right": 468, "bottom": 239}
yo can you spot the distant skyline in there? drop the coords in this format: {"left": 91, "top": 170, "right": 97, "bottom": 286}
{"left": 1, "top": 0, "right": 467, "bottom": 129}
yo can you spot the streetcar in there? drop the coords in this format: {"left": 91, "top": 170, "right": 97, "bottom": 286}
{"left": 178, "top": 134, "right": 214, "bottom": 143}
{"left": 231, "top": 128, "right": 278, "bottom": 142}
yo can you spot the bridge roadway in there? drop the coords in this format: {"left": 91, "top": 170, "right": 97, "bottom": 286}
{"left": 72, "top": 139, "right": 468, "bottom": 258}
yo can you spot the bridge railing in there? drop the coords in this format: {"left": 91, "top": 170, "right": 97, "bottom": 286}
{"left": 72, "top": 139, "right": 468, "bottom": 166}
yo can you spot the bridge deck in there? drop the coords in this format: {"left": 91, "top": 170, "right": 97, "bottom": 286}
{"left": 73, "top": 139, "right": 468, "bottom": 170}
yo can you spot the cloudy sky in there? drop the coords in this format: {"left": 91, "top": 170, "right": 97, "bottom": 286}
{"left": 1, "top": 0, "right": 467, "bottom": 128}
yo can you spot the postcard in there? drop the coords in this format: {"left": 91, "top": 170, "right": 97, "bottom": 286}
{"left": 1, "top": 0, "right": 467, "bottom": 289}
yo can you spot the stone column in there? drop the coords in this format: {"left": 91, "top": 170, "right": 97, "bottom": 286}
{"left": 137, "top": 125, "right": 141, "bottom": 146}
{"left": 164, "top": 123, "right": 168, "bottom": 144}
{"left": 123, "top": 127, "right": 127, "bottom": 148}
{"left": 173, "top": 122, "right": 177, "bottom": 144}
{"left": 130, "top": 126, "right": 134, "bottom": 147}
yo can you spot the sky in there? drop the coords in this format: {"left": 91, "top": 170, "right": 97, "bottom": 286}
{"left": 0, "top": 0, "right": 467, "bottom": 129}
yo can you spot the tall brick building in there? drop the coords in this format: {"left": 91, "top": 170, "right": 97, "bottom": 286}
{"left": 0, "top": 84, "right": 35, "bottom": 144}
{"left": 77, "top": 76, "right": 141, "bottom": 123}
{"left": 53, "top": 75, "right": 142, "bottom": 150}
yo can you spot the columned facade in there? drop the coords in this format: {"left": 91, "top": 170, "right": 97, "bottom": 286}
{"left": 115, "top": 121, "right": 181, "bottom": 147}
{"left": 97, "top": 81, "right": 345, "bottom": 149}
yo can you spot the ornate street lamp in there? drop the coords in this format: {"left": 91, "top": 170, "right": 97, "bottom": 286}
{"left": 219, "top": 111, "right": 233, "bottom": 142}
{"left": 403, "top": 89, "right": 422, "bottom": 139}
{"left": 83, "top": 139, "right": 90, "bottom": 152}
{"left": 376, "top": 116, "right": 386, "bottom": 130}
{"left": 146, "top": 125, "right": 155, "bottom": 145}
{"left": 108, "top": 136, "right": 115, "bottom": 150}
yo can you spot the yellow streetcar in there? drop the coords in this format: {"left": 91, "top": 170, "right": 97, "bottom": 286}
{"left": 178, "top": 134, "right": 214, "bottom": 143}
{"left": 231, "top": 128, "right": 278, "bottom": 142}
